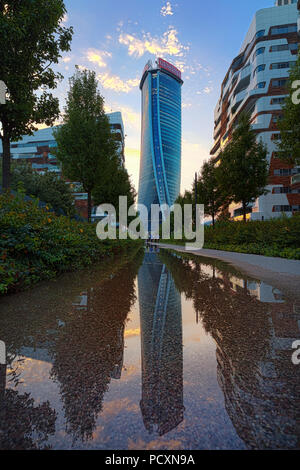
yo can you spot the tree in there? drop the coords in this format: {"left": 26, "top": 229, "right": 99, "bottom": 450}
{"left": 92, "top": 163, "right": 136, "bottom": 218}
{"left": 277, "top": 52, "right": 300, "bottom": 165}
{"left": 54, "top": 67, "right": 119, "bottom": 222}
{"left": 196, "top": 160, "right": 224, "bottom": 227}
{"left": 217, "top": 113, "right": 269, "bottom": 222}
{"left": 0, "top": 0, "right": 73, "bottom": 189}
{"left": 11, "top": 163, "right": 75, "bottom": 216}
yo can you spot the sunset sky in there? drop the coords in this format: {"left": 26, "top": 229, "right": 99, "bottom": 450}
{"left": 56, "top": 0, "right": 275, "bottom": 194}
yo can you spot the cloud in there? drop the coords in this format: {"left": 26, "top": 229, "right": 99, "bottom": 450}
{"left": 119, "top": 26, "right": 189, "bottom": 58}
{"left": 161, "top": 1, "right": 174, "bottom": 16}
{"left": 62, "top": 56, "right": 71, "bottom": 63}
{"left": 203, "top": 86, "right": 213, "bottom": 94}
{"left": 98, "top": 72, "right": 139, "bottom": 93}
{"left": 86, "top": 49, "right": 112, "bottom": 68}
{"left": 196, "top": 86, "right": 214, "bottom": 96}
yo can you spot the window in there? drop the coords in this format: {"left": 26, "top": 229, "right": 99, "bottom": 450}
{"left": 256, "top": 30, "right": 265, "bottom": 39}
{"left": 271, "top": 97, "right": 286, "bottom": 105}
{"left": 255, "top": 81, "right": 266, "bottom": 89}
{"left": 233, "top": 75, "right": 251, "bottom": 97}
{"left": 273, "top": 187, "right": 291, "bottom": 194}
{"left": 255, "top": 47, "right": 265, "bottom": 57}
{"left": 274, "top": 167, "right": 300, "bottom": 175}
{"left": 272, "top": 114, "right": 283, "bottom": 123}
{"left": 232, "top": 54, "right": 244, "bottom": 72}
{"left": 273, "top": 205, "right": 293, "bottom": 212}
{"left": 271, "top": 78, "right": 288, "bottom": 88}
{"left": 253, "top": 64, "right": 266, "bottom": 76}
{"left": 271, "top": 61, "right": 296, "bottom": 69}
{"left": 270, "top": 24, "right": 297, "bottom": 35}
{"left": 270, "top": 43, "right": 298, "bottom": 52}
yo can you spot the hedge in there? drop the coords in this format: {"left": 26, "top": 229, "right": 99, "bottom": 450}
{"left": 161, "top": 216, "right": 300, "bottom": 260}
{"left": 0, "top": 193, "right": 142, "bottom": 294}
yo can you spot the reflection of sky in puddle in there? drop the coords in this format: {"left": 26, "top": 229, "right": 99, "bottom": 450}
{"left": 0, "top": 248, "right": 299, "bottom": 450}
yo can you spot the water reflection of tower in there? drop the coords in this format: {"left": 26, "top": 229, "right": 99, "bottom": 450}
{"left": 138, "top": 252, "right": 184, "bottom": 436}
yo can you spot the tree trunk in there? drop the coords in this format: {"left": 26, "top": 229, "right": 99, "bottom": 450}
{"left": 2, "top": 134, "right": 11, "bottom": 190}
{"left": 87, "top": 190, "right": 92, "bottom": 223}
{"left": 212, "top": 213, "right": 215, "bottom": 227}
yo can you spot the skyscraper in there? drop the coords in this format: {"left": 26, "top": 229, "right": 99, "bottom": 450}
{"left": 211, "top": 0, "right": 300, "bottom": 220}
{"left": 138, "top": 250, "right": 184, "bottom": 436}
{"left": 138, "top": 59, "right": 183, "bottom": 224}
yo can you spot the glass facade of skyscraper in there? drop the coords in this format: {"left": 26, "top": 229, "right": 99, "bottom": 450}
{"left": 138, "top": 59, "right": 183, "bottom": 220}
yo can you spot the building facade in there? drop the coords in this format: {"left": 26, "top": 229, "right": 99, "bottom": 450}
{"left": 107, "top": 111, "right": 125, "bottom": 165}
{"left": 0, "top": 111, "right": 125, "bottom": 174}
{"left": 211, "top": 0, "right": 300, "bottom": 220}
{"left": 138, "top": 58, "right": 183, "bottom": 225}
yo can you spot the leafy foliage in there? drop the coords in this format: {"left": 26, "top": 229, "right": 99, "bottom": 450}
{"left": 54, "top": 67, "right": 120, "bottom": 222}
{"left": 92, "top": 160, "right": 136, "bottom": 218}
{"left": 217, "top": 113, "right": 269, "bottom": 221}
{"left": 0, "top": 193, "right": 142, "bottom": 294}
{"left": 196, "top": 160, "right": 224, "bottom": 226}
{"left": 0, "top": 0, "right": 73, "bottom": 188}
{"left": 6, "top": 162, "right": 75, "bottom": 216}
{"left": 278, "top": 52, "right": 300, "bottom": 165}
{"left": 161, "top": 216, "right": 300, "bottom": 260}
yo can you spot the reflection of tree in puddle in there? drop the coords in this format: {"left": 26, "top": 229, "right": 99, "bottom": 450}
{"left": 160, "top": 250, "right": 300, "bottom": 450}
{"left": 0, "top": 387, "right": 56, "bottom": 450}
{"left": 49, "top": 255, "right": 142, "bottom": 444}
{"left": 0, "top": 248, "right": 143, "bottom": 447}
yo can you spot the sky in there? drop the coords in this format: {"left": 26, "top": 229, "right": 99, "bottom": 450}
{"left": 55, "top": 0, "right": 276, "bottom": 195}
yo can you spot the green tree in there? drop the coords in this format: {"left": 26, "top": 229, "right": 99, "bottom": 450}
{"left": 175, "top": 190, "right": 193, "bottom": 207}
{"left": 277, "top": 52, "right": 300, "bottom": 165}
{"left": 196, "top": 160, "right": 224, "bottom": 227}
{"left": 0, "top": 0, "right": 73, "bottom": 189}
{"left": 217, "top": 113, "right": 269, "bottom": 222}
{"left": 92, "top": 163, "right": 136, "bottom": 218}
{"left": 11, "top": 163, "right": 75, "bottom": 216}
{"left": 54, "top": 67, "right": 119, "bottom": 222}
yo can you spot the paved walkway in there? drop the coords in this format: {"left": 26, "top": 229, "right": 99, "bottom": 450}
{"left": 151, "top": 243, "right": 300, "bottom": 299}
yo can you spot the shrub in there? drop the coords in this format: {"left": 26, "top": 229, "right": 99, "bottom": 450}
{"left": 0, "top": 193, "right": 142, "bottom": 294}
{"left": 161, "top": 216, "right": 300, "bottom": 260}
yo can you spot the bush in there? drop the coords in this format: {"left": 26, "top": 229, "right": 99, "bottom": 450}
{"left": 204, "top": 217, "right": 300, "bottom": 258}
{"left": 0, "top": 193, "right": 142, "bottom": 294}
{"left": 161, "top": 216, "right": 300, "bottom": 260}
{"left": 9, "top": 162, "right": 76, "bottom": 217}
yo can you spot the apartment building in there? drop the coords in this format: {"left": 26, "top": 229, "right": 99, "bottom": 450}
{"left": 210, "top": 0, "right": 300, "bottom": 220}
